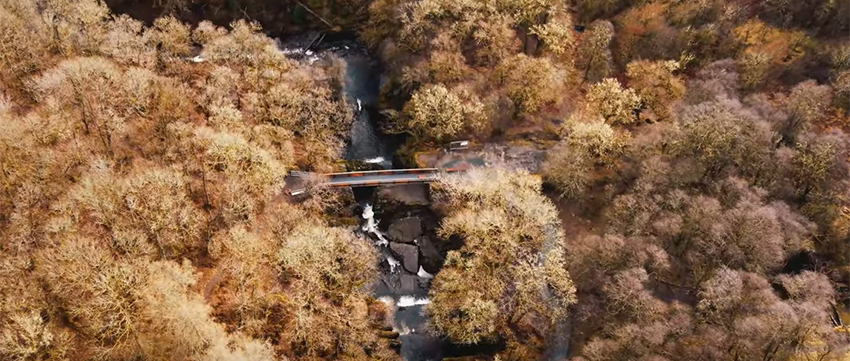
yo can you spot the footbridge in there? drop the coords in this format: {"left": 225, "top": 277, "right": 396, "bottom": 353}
{"left": 286, "top": 167, "right": 464, "bottom": 193}
{"left": 324, "top": 168, "right": 461, "bottom": 188}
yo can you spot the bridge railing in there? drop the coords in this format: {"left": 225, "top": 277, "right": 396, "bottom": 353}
{"left": 288, "top": 170, "right": 312, "bottom": 178}
{"left": 285, "top": 167, "right": 467, "bottom": 193}
{"left": 321, "top": 168, "right": 441, "bottom": 178}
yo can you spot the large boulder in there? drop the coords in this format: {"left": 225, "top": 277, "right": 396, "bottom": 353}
{"left": 388, "top": 217, "right": 422, "bottom": 244}
{"left": 389, "top": 242, "right": 419, "bottom": 273}
{"left": 382, "top": 275, "right": 422, "bottom": 294}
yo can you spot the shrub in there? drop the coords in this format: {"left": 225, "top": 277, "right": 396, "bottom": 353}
{"left": 626, "top": 60, "right": 685, "bottom": 121}
{"left": 399, "top": 84, "right": 485, "bottom": 141}
{"left": 495, "top": 54, "right": 565, "bottom": 115}
{"left": 586, "top": 78, "right": 641, "bottom": 124}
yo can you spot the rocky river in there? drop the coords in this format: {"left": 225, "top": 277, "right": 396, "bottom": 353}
{"left": 280, "top": 34, "right": 447, "bottom": 361}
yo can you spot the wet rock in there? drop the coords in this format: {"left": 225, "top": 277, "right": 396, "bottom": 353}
{"left": 418, "top": 236, "right": 444, "bottom": 274}
{"left": 400, "top": 333, "right": 444, "bottom": 361}
{"left": 378, "top": 184, "right": 431, "bottom": 205}
{"left": 389, "top": 242, "right": 419, "bottom": 273}
{"left": 373, "top": 277, "right": 391, "bottom": 293}
{"left": 399, "top": 275, "right": 417, "bottom": 294}
{"left": 381, "top": 275, "right": 400, "bottom": 290}
{"left": 388, "top": 217, "right": 422, "bottom": 244}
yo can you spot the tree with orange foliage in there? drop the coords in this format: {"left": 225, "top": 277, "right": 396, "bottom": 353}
{"left": 732, "top": 19, "right": 808, "bottom": 91}
{"left": 626, "top": 60, "right": 685, "bottom": 121}
{"left": 614, "top": 3, "right": 682, "bottom": 67}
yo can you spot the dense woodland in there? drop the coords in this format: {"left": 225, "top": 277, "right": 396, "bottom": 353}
{"left": 1, "top": 0, "right": 849, "bottom": 360}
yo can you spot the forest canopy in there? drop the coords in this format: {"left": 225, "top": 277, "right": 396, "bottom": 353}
{"left": 1, "top": 0, "right": 849, "bottom": 360}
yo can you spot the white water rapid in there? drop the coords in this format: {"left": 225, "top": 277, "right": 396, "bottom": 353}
{"left": 362, "top": 204, "right": 389, "bottom": 246}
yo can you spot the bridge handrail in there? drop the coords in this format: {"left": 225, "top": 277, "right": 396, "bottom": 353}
{"left": 321, "top": 168, "right": 441, "bottom": 178}
{"left": 288, "top": 170, "right": 312, "bottom": 178}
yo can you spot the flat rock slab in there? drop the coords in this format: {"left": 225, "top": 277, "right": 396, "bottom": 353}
{"left": 378, "top": 184, "right": 431, "bottom": 205}
{"left": 389, "top": 242, "right": 419, "bottom": 273}
{"left": 388, "top": 217, "right": 423, "bottom": 244}
{"left": 399, "top": 275, "right": 417, "bottom": 294}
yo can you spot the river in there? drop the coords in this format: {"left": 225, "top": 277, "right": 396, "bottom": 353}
{"left": 280, "top": 33, "right": 394, "bottom": 168}
{"left": 279, "top": 34, "right": 443, "bottom": 361}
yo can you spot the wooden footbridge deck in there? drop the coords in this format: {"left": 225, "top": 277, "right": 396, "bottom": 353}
{"left": 286, "top": 167, "right": 465, "bottom": 194}
{"left": 322, "top": 168, "right": 460, "bottom": 188}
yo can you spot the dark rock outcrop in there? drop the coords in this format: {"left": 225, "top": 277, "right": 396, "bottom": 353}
{"left": 388, "top": 217, "right": 423, "bottom": 244}
{"left": 417, "top": 236, "right": 444, "bottom": 273}
{"left": 389, "top": 242, "right": 419, "bottom": 273}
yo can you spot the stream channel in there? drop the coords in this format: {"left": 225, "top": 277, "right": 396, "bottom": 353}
{"left": 279, "top": 34, "right": 445, "bottom": 361}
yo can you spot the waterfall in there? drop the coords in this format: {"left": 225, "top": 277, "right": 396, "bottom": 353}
{"left": 364, "top": 156, "right": 386, "bottom": 164}
{"left": 386, "top": 254, "right": 401, "bottom": 273}
{"left": 397, "top": 296, "right": 430, "bottom": 307}
{"left": 362, "top": 204, "right": 389, "bottom": 246}
{"left": 417, "top": 266, "right": 434, "bottom": 279}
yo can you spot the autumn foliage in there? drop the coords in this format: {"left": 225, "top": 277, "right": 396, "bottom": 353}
{"left": 1, "top": 0, "right": 849, "bottom": 360}
{"left": 0, "top": 1, "right": 386, "bottom": 360}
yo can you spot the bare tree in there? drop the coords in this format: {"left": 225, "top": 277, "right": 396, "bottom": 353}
{"left": 576, "top": 20, "right": 615, "bottom": 83}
